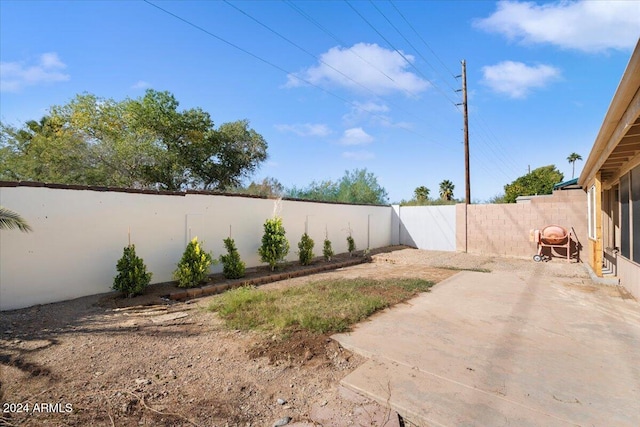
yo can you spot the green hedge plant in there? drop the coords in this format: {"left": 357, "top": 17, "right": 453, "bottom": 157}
{"left": 323, "top": 238, "right": 333, "bottom": 261}
{"left": 220, "top": 237, "right": 246, "bottom": 279}
{"left": 113, "top": 245, "right": 152, "bottom": 298}
{"left": 258, "top": 217, "right": 290, "bottom": 271}
{"left": 174, "top": 237, "right": 214, "bottom": 288}
{"left": 298, "top": 233, "right": 315, "bottom": 265}
{"left": 347, "top": 235, "right": 356, "bottom": 256}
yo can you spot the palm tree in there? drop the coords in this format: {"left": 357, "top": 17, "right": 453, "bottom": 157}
{"left": 567, "top": 153, "right": 583, "bottom": 179}
{"left": 414, "top": 186, "right": 430, "bottom": 203}
{"left": 439, "top": 180, "right": 455, "bottom": 201}
{"left": 0, "top": 206, "right": 33, "bottom": 232}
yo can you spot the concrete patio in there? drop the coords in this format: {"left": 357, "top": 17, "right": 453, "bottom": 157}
{"left": 333, "top": 261, "right": 640, "bottom": 426}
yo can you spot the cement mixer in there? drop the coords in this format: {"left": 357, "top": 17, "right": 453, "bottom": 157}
{"left": 530, "top": 225, "right": 574, "bottom": 262}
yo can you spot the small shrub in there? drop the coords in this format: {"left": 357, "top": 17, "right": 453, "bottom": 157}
{"left": 347, "top": 235, "right": 356, "bottom": 256}
{"left": 219, "top": 237, "right": 246, "bottom": 279}
{"left": 174, "top": 237, "right": 214, "bottom": 288}
{"left": 113, "top": 245, "right": 152, "bottom": 298}
{"left": 323, "top": 239, "right": 334, "bottom": 261}
{"left": 258, "top": 217, "right": 290, "bottom": 271}
{"left": 298, "top": 233, "right": 315, "bottom": 265}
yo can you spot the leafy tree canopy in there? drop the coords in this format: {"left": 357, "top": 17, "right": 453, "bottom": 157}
{"left": 0, "top": 90, "right": 268, "bottom": 191}
{"left": 503, "top": 165, "right": 564, "bottom": 203}
{"left": 238, "top": 177, "right": 284, "bottom": 198}
{"left": 288, "top": 168, "right": 388, "bottom": 205}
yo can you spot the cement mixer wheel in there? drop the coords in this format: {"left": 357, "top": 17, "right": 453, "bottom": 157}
{"left": 533, "top": 254, "right": 543, "bottom": 262}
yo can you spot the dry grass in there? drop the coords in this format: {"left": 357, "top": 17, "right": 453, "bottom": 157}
{"left": 208, "top": 278, "right": 434, "bottom": 335}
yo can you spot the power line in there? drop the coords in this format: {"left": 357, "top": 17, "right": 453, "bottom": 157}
{"left": 472, "top": 112, "right": 522, "bottom": 173}
{"left": 369, "top": 0, "right": 461, "bottom": 96}
{"left": 224, "top": 0, "right": 432, "bottom": 126}
{"left": 142, "top": 0, "right": 450, "bottom": 148}
{"left": 384, "top": 0, "right": 521, "bottom": 179}
{"left": 345, "top": 0, "right": 461, "bottom": 111}
{"left": 389, "top": 0, "right": 459, "bottom": 80}
{"left": 282, "top": 0, "right": 399, "bottom": 86}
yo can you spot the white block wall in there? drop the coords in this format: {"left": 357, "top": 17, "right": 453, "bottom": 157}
{"left": 0, "top": 186, "right": 391, "bottom": 310}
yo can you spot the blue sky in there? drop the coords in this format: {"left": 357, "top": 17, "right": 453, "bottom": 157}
{"left": 1, "top": 1, "right": 639, "bottom": 203}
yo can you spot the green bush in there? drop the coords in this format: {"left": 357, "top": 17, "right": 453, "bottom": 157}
{"left": 113, "top": 245, "right": 152, "bottom": 298}
{"left": 219, "top": 237, "right": 246, "bottom": 279}
{"left": 298, "top": 233, "right": 315, "bottom": 265}
{"left": 323, "top": 239, "right": 334, "bottom": 261}
{"left": 174, "top": 237, "right": 214, "bottom": 288}
{"left": 258, "top": 217, "right": 290, "bottom": 271}
{"left": 347, "top": 235, "right": 356, "bottom": 255}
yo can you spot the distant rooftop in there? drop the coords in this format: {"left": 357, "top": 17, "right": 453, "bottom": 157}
{"left": 553, "top": 178, "right": 580, "bottom": 190}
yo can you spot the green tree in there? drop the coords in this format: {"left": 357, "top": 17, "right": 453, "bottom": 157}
{"left": 258, "top": 217, "right": 290, "bottom": 271}
{"left": 0, "top": 90, "right": 268, "bottom": 190}
{"left": 336, "top": 169, "right": 388, "bottom": 204}
{"left": 241, "top": 177, "right": 284, "bottom": 197}
{"left": 113, "top": 245, "right": 152, "bottom": 298}
{"left": 297, "top": 233, "right": 315, "bottom": 265}
{"left": 0, "top": 117, "right": 94, "bottom": 184}
{"left": 439, "top": 180, "right": 455, "bottom": 201}
{"left": 174, "top": 237, "right": 214, "bottom": 288}
{"left": 288, "top": 180, "right": 339, "bottom": 202}
{"left": 219, "top": 237, "right": 246, "bottom": 279}
{"left": 0, "top": 206, "right": 32, "bottom": 232}
{"left": 323, "top": 238, "right": 334, "bottom": 261}
{"left": 567, "top": 153, "right": 583, "bottom": 179}
{"left": 414, "top": 186, "right": 430, "bottom": 203}
{"left": 503, "top": 165, "right": 564, "bottom": 203}
{"left": 288, "top": 169, "right": 388, "bottom": 205}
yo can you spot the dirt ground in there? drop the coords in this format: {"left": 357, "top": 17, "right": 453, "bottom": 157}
{"left": 0, "top": 247, "right": 453, "bottom": 427}
{"left": 0, "top": 248, "right": 598, "bottom": 427}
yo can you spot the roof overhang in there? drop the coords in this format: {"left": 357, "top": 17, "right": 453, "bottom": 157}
{"left": 579, "top": 39, "right": 640, "bottom": 189}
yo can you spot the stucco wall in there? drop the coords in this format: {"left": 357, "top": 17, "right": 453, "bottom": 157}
{"left": 0, "top": 186, "right": 391, "bottom": 311}
{"left": 456, "top": 190, "right": 588, "bottom": 261}
{"left": 617, "top": 256, "right": 640, "bottom": 299}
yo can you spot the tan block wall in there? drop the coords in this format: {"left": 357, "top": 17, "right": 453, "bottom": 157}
{"left": 457, "top": 190, "right": 588, "bottom": 261}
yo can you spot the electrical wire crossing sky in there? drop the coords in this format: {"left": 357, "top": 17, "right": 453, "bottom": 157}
{"left": 1, "top": 1, "right": 638, "bottom": 202}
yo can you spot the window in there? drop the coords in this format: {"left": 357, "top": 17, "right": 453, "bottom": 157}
{"left": 620, "top": 173, "right": 630, "bottom": 259}
{"left": 588, "top": 185, "right": 597, "bottom": 240}
{"left": 632, "top": 165, "right": 640, "bottom": 262}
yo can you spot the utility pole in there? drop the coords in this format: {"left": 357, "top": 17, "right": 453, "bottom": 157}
{"left": 457, "top": 60, "right": 471, "bottom": 252}
{"left": 461, "top": 60, "right": 470, "bottom": 204}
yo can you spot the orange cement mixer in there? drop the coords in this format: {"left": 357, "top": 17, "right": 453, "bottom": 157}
{"left": 530, "top": 225, "right": 574, "bottom": 262}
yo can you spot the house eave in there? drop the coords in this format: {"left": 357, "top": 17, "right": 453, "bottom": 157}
{"left": 579, "top": 39, "right": 640, "bottom": 189}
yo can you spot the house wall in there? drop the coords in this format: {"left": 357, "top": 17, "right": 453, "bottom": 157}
{"left": 617, "top": 256, "right": 640, "bottom": 298}
{"left": 0, "top": 185, "right": 391, "bottom": 311}
{"left": 456, "top": 190, "right": 589, "bottom": 261}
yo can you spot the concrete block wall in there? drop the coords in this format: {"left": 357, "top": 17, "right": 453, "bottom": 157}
{"left": 457, "top": 190, "right": 588, "bottom": 260}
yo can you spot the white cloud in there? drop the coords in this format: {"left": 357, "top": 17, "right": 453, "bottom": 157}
{"left": 342, "top": 150, "right": 375, "bottom": 161}
{"left": 343, "top": 101, "right": 390, "bottom": 125}
{"left": 481, "top": 61, "right": 560, "bottom": 98}
{"left": 0, "top": 52, "right": 69, "bottom": 92}
{"left": 286, "top": 43, "right": 429, "bottom": 95}
{"left": 131, "top": 80, "right": 151, "bottom": 89}
{"left": 342, "top": 101, "right": 412, "bottom": 129}
{"left": 274, "top": 123, "right": 332, "bottom": 137}
{"left": 475, "top": 0, "right": 640, "bottom": 53}
{"left": 340, "top": 127, "right": 374, "bottom": 145}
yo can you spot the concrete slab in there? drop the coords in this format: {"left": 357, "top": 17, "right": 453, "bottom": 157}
{"left": 333, "top": 265, "right": 640, "bottom": 426}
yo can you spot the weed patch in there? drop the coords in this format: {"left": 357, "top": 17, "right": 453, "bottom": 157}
{"left": 208, "top": 278, "right": 434, "bottom": 335}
